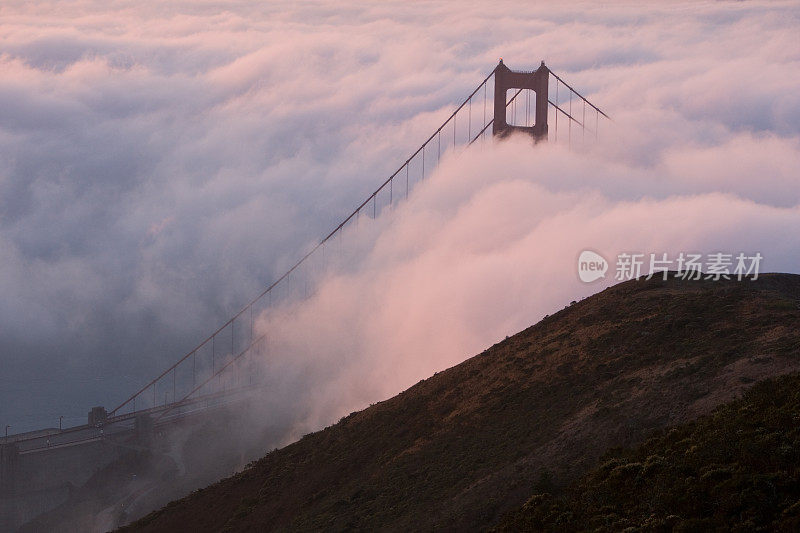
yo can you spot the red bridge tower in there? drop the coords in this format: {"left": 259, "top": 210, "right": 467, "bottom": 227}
{"left": 493, "top": 59, "right": 549, "bottom": 141}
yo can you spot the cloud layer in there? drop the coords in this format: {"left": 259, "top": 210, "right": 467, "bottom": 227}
{"left": 0, "top": 1, "right": 798, "bottom": 436}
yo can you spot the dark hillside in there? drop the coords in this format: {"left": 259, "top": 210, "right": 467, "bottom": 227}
{"left": 497, "top": 372, "right": 800, "bottom": 531}
{"left": 122, "top": 273, "right": 800, "bottom": 531}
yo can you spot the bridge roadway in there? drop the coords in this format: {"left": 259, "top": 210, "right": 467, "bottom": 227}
{"left": 5, "top": 385, "right": 257, "bottom": 453}
{"left": 0, "top": 385, "right": 258, "bottom": 531}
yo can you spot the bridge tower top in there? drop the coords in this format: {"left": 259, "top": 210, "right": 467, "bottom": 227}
{"left": 492, "top": 59, "right": 549, "bottom": 141}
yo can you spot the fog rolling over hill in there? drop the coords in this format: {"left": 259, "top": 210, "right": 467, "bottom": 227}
{"left": 116, "top": 273, "right": 800, "bottom": 532}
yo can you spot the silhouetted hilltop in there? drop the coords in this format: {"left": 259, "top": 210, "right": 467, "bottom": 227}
{"left": 122, "top": 273, "right": 800, "bottom": 531}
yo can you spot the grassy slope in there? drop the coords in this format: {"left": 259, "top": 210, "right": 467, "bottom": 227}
{"left": 122, "top": 274, "right": 800, "bottom": 532}
{"left": 496, "top": 372, "right": 800, "bottom": 532}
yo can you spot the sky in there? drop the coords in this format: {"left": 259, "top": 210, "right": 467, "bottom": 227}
{"left": 1, "top": 0, "right": 799, "bottom": 436}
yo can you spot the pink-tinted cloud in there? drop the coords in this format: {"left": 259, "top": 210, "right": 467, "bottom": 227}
{"left": 254, "top": 135, "right": 800, "bottom": 441}
{"left": 0, "top": 1, "right": 797, "bottom": 439}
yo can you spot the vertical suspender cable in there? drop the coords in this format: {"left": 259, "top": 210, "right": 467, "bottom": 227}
{"left": 468, "top": 98, "right": 472, "bottom": 142}
{"left": 527, "top": 89, "right": 530, "bottom": 127}
{"left": 555, "top": 82, "right": 558, "bottom": 142}
{"left": 406, "top": 162, "right": 409, "bottom": 199}
{"left": 595, "top": 108, "right": 599, "bottom": 140}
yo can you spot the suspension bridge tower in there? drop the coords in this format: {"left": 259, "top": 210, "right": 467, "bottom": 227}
{"left": 493, "top": 59, "right": 549, "bottom": 141}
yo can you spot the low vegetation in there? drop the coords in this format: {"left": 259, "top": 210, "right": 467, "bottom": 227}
{"left": 498, "top": 373, "right": 800, "bottom": 531}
